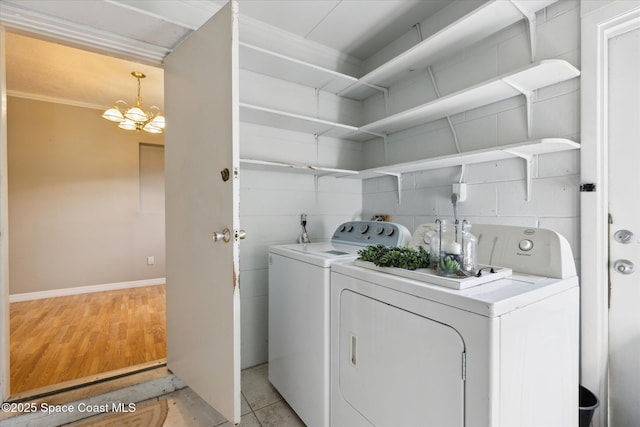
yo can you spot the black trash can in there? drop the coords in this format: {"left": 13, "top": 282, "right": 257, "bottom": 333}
{"left": 579, "top": 385, "right": 599, "bottom": 427}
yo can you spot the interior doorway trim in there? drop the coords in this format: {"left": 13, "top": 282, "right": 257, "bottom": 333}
{"left": 581, "top": 2, "right": 640, "bottom": 426}
{"left": 0, "top": 26, "right": 10, "bottom": 404}
{"left": 0, "top": 10, "right": 170, "bottom": 401}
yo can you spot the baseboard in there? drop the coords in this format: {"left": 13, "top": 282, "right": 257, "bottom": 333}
{"left": 9, "top": 278, "right": 166, "bottom": 303}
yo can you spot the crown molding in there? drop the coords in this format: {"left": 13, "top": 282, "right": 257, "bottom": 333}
{"left": 0, "top": 2, "right": 170, "bottom": 65}
{"left": 7, "top": 90, "right": 105, "bottom": 111}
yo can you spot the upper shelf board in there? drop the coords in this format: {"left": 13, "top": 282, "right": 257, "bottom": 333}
{"left": 340, "top": 138, "right": 580, "bottom": 180}
{"left": 355, "top": 60, "right": 580, "bottom": 140}
{"left": 340, "top": 0, "right": 558, "bottom": 100}
{"left": 240, "top": 158, "right": 359, "bottom": 177}
{"left": 239, "top": 42, "right": 358, "bottom": 93}
{"left": 239, "top": 60, "right": 579, "bottom": 143}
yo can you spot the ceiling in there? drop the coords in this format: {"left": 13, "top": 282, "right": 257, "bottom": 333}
{"left": 1, "top": 0, "right": 453, "bottom": 110}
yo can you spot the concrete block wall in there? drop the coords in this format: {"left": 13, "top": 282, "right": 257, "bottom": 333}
{"left": 238, "top": 0, "right": 580, "bottom": 368}
{"left": 238, "top": 167, "right": 362, "bottom": 367}
{"left": 362, "top": 0, "right": 581, "bottom": 269}
{"left": 238, "top": 69, "right": 364, "bottom": 367}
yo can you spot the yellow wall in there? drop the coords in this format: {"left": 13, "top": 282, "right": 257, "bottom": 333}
{"left": 7, "top": 96, "right": 165, "bottom": 294}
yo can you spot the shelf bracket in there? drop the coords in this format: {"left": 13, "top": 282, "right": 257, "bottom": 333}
{"left": 427, "top": 65, "right": 461, "bottom": 153}
{"left": 503, "top": 149, "right": 537, "bottom": 201}
{"left": 503, "top": 78, "right": 535, "bottom": 138}
{"left": 363, "top": 81, "right": 388, "bottom": 94}
{"left": 383, "top": 87, "right": 390, "bottom": 116}
{"left": 384, "top": 172, "right": 403, "bottom": 205}
{"left": 361, "top": 130, "right": 386, "bottom": 139}
{"left": 510, "top": 0, "right": 537, "bottom": 62}
{"left": 383, "top": 134, "right": 389, "bottom": 164}
{"left": 313, "top": 134, "right": 323, "bottom": 186}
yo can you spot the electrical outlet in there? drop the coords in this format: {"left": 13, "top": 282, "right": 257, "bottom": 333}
{"left": 452, "top": 183, "right": 467, "bottom": 202}
{"left": 147, "top": 256, "right": 155, "bottom": 265}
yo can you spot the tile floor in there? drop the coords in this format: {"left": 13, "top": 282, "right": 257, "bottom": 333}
{"left": 154, "top": 364, "right": 305, "bottom": 426}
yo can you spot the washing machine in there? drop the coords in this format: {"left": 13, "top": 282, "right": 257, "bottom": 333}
{"left": 268, "top": 220, "right": 411, "bottom": 427}
{"left": 330, "top": 224, "right": 579, "bottom": 427}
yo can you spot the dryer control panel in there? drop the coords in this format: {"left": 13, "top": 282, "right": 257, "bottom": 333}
{"left": 471, "top": 224, "right": 576, "bottom": 279}
{"left": 332, "top": 221, "right": 411, "bottom": 247}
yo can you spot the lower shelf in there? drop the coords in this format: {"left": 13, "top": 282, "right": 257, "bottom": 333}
{"left": 241, "top": 138, "right": 580, "bottom": 201}
{"left": 336, "top": 138, "right": 580, "bottom": 179}
{"left": 240, "top": 158, "right": 359, "bottom": 177}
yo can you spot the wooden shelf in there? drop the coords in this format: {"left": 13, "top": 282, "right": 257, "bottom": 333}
{"left": 340, "top": 0, "right": 557, "bottom": 100}
{"left": 339, "top": 138, "right": 579, "bottom": 179}
{"left": 240, "top": 103, "right": 359, "bottom": 138}
{"left": 240, "top": 158, "right": 359, "bottom": 177}
{"left": 338, "top": 138, "right": 579, "bottom": 202}
{"left": 240, "top": 61, "right": 578, "bottom": 142}
{"left": 239, "top": 42, "right": 357, "bottom": 93}
{"left": 241, "top": 139, "right": 579, "bottom": 201}
{"left": 355, "top": 60, "right": 580, "bottom": 140}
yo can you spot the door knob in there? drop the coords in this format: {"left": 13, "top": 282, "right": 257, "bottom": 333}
{"left": 613, "top": 259, "right": 635, "bottom": 274}
{"left": 235, "top": 229, "right": 246, "bottom": 240}
{"left": 213, "top": 228, "right": 231, "bottom": 243}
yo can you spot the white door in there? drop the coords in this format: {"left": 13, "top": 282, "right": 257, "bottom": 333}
{"left": 164, "top": 1, "right": 241, "bottom": 423}
{"left": 608, "top": 22, "right": 640, "bottom": 427}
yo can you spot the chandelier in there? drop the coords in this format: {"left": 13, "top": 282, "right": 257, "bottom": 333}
{"left": 102, "top": 71, "right": 165, "bottom": 134}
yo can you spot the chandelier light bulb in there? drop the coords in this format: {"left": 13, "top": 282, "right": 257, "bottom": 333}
{"left": 102, "top": 105, "right": 124, "bottom": 122}
{"left": 118, "top": 118, "right": 137, "bottom": 131}
{"left": 143, "top": 122, "right": 163, "bottom": 134}
{"left": 150, "top": 114, "right": 165, "bottom": 129}
{"left": 124, "top": 106, "right": 147, "bottom": 122}
{"left": 102, "top": 71, "right": 164, "bottom": 134}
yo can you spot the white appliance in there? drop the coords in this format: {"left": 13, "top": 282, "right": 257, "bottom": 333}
{"left": 269, "top": 221, "right": 411, "bottom": 427}
{"left": 330, "top": 224, "right": 579, "bottom": 427}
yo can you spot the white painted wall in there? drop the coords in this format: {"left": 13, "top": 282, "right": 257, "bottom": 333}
{"left": 7, "top": 97, "right": 166, "bottom": 294}
{"left": 362, "top": 0, "right": 581, "bottom": 270}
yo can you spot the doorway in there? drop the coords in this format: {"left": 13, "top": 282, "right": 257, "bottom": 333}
{"left": 581, "top": 2, "right": 640, "bottom": 426}
{"left": 605, "top": 20, "right": 640, "bottom": 427}
{"left": 4, "top": 33, "right": 167, "bottom": 398}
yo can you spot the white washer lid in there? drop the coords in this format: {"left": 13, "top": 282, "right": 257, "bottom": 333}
{"left": 269, "top": 242, "right": 362, "bottom": 268}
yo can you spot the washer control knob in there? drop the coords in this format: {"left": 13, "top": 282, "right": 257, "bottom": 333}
{"left": 346, "top": 224, "right": 354, "bottom": 232}
{"left": 339, "top": 224, "right": 346, "bottom": 232}
{"left": 385, "top": 227, "right": 395, "bottom": 237}
{"left": 359, "top": 224, "right": 369, "bottom": 234}
{"left": 519, "top": 239, "right": 534, "bottom": 251}
{"left": 376, "top": 225, "right": 385, "bottom": 235}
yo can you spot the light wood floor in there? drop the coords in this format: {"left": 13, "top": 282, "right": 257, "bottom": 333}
{"left": 10, "top": 285, "right": 166, "bottom": 394}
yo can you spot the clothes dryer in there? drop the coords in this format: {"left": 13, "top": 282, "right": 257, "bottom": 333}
{"left": 330, "top": 224, "right": 579, "bottom": 427}
{"left": 268, "top": 220, "right": 410, "bottom": 427}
